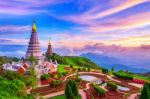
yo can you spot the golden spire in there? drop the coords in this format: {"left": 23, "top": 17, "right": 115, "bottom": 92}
{"left": 48, "top": 37, "right": 51, "bottom": 45}
{"left": 32, "top": 20, "right": 36, "bottom": 32}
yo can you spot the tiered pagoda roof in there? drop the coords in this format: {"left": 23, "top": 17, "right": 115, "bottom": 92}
{"left": 25, "top": 20, "right": 42, "bottom": 60}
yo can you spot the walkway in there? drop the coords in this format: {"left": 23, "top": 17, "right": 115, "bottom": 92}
{"left": 127, "top": 93, "right": 140, "bottom": 99}
{"left": 128, "top": 83, "right": 143, "bottom": 89}
{"left": 64, "top": 72, "right": 121, "bottom": 83}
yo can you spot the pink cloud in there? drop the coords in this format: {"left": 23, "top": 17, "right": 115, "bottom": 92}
{"left": 61, "top": 0, "right": 148, "bottom": 24}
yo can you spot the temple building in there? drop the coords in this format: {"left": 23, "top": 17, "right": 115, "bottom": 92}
{"left": 46, "top": 38, "right": 53, "bottom": 57}
{"left": 25, "top": 20, "right": 42, "bottom": 62}
{"left": 42, "top": 60, "right": 58, "bottom": 74}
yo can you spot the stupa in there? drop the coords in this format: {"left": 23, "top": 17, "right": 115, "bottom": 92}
{"left": 25, "top": 20, "right": 42, "bottom": 61}
{"left": 46, "top": 38, "right": 53, "bottom": 57}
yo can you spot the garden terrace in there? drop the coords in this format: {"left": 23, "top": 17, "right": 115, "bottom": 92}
{"left": 33, "top": 79, "right": 87, "bottom": 96}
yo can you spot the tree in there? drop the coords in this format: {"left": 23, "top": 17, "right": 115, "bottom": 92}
{"left": 111, "top": 67, "right": 114, "bottom": 72}
{"left": 28, "top": 53, "right": 37, "bottom": 66}
{"left": 72, "top": 81, "right": 79, "bottom": 96}
{"left": 102, "top": 68, "right": 108, "bottom": 73}
{"left": 65, "top": 83, "right": 73, "bottom": 99}
{"left": 65, "top": 79, "right": 79, "bottom": 99}
{"left": 12, "top": 57, "right": 19, "bottom": 62}
{"left": 140, "top": 83, "right": 150, "bottom": 99}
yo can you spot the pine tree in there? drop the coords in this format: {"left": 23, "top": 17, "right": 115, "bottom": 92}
{"left": 65, "top": 83, "right": 73, "bottom": 99}
{"left": 140, "top": 83, "right": 150, "bottom": 99}
{"left": 68, "top": 79, "right": 73, "bottom": 88}
{"left": 72, "top": 81, "right": 79, "bottom": 96}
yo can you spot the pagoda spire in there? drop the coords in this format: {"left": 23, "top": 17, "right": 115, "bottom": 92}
{"left": 25, "top": 20, "right": 42, "bottom": 61}
{"left": 48, "top": 37, "right": 51, "bottom": 45}
{"left": 46, "top": 37, "right": 53, "bottom": 56}
{"left": 32, "top": 20, "right": 36, "bottom": 33}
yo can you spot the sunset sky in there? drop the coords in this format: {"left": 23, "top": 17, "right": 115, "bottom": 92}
{"left": 0, "top": 0, "right": 150, "bottom": 69}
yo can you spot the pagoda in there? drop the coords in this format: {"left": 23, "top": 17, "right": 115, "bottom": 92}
{"left": 46, "top": 38, "right": 53, "bottom": 56}
{"left": 25, "top": 20, "right": 42, "bottom": 61}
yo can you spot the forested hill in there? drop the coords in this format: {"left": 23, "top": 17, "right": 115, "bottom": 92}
{"left": 0, "top": 56, "right": 19, "bottom": 66}
{"left": 48, "top": 53, "right": 101, "bottom": 69}
{"left": 0, "top": 54, "right": 101, "bottom": 69}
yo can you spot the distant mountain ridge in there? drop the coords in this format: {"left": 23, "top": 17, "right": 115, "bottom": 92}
{"left": 81, "top": 52, "right": 150, "bottom": 73}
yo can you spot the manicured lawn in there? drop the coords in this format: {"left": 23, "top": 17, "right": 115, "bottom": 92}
{"left": 49, "top": 95, "right": 66, "bottom": 99}
{"left": 58, "top": 65, "right": 66, "bottom": 74}
{"left": 49, "top": 95, "right": 81, "bottom": 99}
{"left": 132, "top": 74, "right": 150, "bottom": 82}
{"left": 117, "top": 71, "right": 150, "bottom": 82}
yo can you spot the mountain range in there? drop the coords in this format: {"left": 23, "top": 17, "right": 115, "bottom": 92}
{"left": 81, "top": 53, "right": 150, "bottom": 73}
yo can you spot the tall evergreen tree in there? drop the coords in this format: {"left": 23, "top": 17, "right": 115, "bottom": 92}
{"left": 72, "top": 81, "right": 79, "bottom": 96}
{"left": 140, "top": 83, "right": 150, "bottom": 99}
{"left": 65, "top": 83, "right": 73, "bottom": 99}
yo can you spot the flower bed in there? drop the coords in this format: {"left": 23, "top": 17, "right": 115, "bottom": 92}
{"left": 84, "top": 90, "right": 92, "bottom": 99}
{"left": 41, "top": 78, "right": 53, "bottom": 85}
{"left": 133, "top": 78, "right": 145, "bottom": 84}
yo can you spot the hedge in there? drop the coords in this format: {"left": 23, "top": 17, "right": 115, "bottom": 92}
{"left": 107, "top": 82, "right": 117, "bottom": 90}
{"left": 93, "top": 84, "right": 105, "bottom": 96}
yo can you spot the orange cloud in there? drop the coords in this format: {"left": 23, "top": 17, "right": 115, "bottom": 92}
{"left": 103, "top": 36, "right": 150, "bottom": 47}
{"left": 85, "top": 0, "right": 148, "bottom": 20}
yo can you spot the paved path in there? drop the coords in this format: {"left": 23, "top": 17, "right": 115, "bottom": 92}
{"left": 128, "top": 83, "right": 143, "bottom": 88}
{"left": 127, "top": 93, "right": 140, "bottom": 99}
{"left": 64, "top": 72, "right": 121, "bottom": 83}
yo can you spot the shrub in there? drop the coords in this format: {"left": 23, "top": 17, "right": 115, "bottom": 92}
{"left": 107, "top": 82, "right": 117, "bottom": 90}
{"left": 93, "top": 84, "right": 105, "bottom": 96}
{"left": 40, "top": 74, "right": 50, "bottom": 80}
{"left": 50, "top": 80, "right": 63, "bottom": 87}
{"left": 102, "top": 68, "right": 108, "bottom": 73}
{"left": 88, "top": 68, "right": 91, "bottom": 72}
{"left": 58, "top": 73, "right": 63, "bottom": 78}
{"left": 75, "top": 77, "right": 82, "bottom": 82}
{"left": 82, "top": 68, "right": 86, "bottom": 71}
{"left": 62, "top": 72, "right": 67, "bottom": 76}
{"left": 70, "top": 65, "right": 73, "bottom": 68}
{"left": 78, "top": 68, "right": 81, "bottom": 71}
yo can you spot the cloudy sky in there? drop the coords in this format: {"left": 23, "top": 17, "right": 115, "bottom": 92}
{"left": 0, "top": 0, "right": 150, "bottom": 69}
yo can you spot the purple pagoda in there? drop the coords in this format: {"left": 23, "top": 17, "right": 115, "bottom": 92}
{"left": 25, "top": 21, "right": 42, "bottom": 61}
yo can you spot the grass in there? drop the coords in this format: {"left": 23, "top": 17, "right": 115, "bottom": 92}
{"left": 118, "top": 71, "right": 150, "bottom": 82}
{"left": 49, "top": 95, "right": 81, "bottom": 99}
{"left": 49, "top": 95, "right": 66, "bottom": 99}
{"left": 57, "top": 65, "right": 66, "bottom": 74}
{"left": 131, "top": 73, "right": 150, "bottom": 82}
